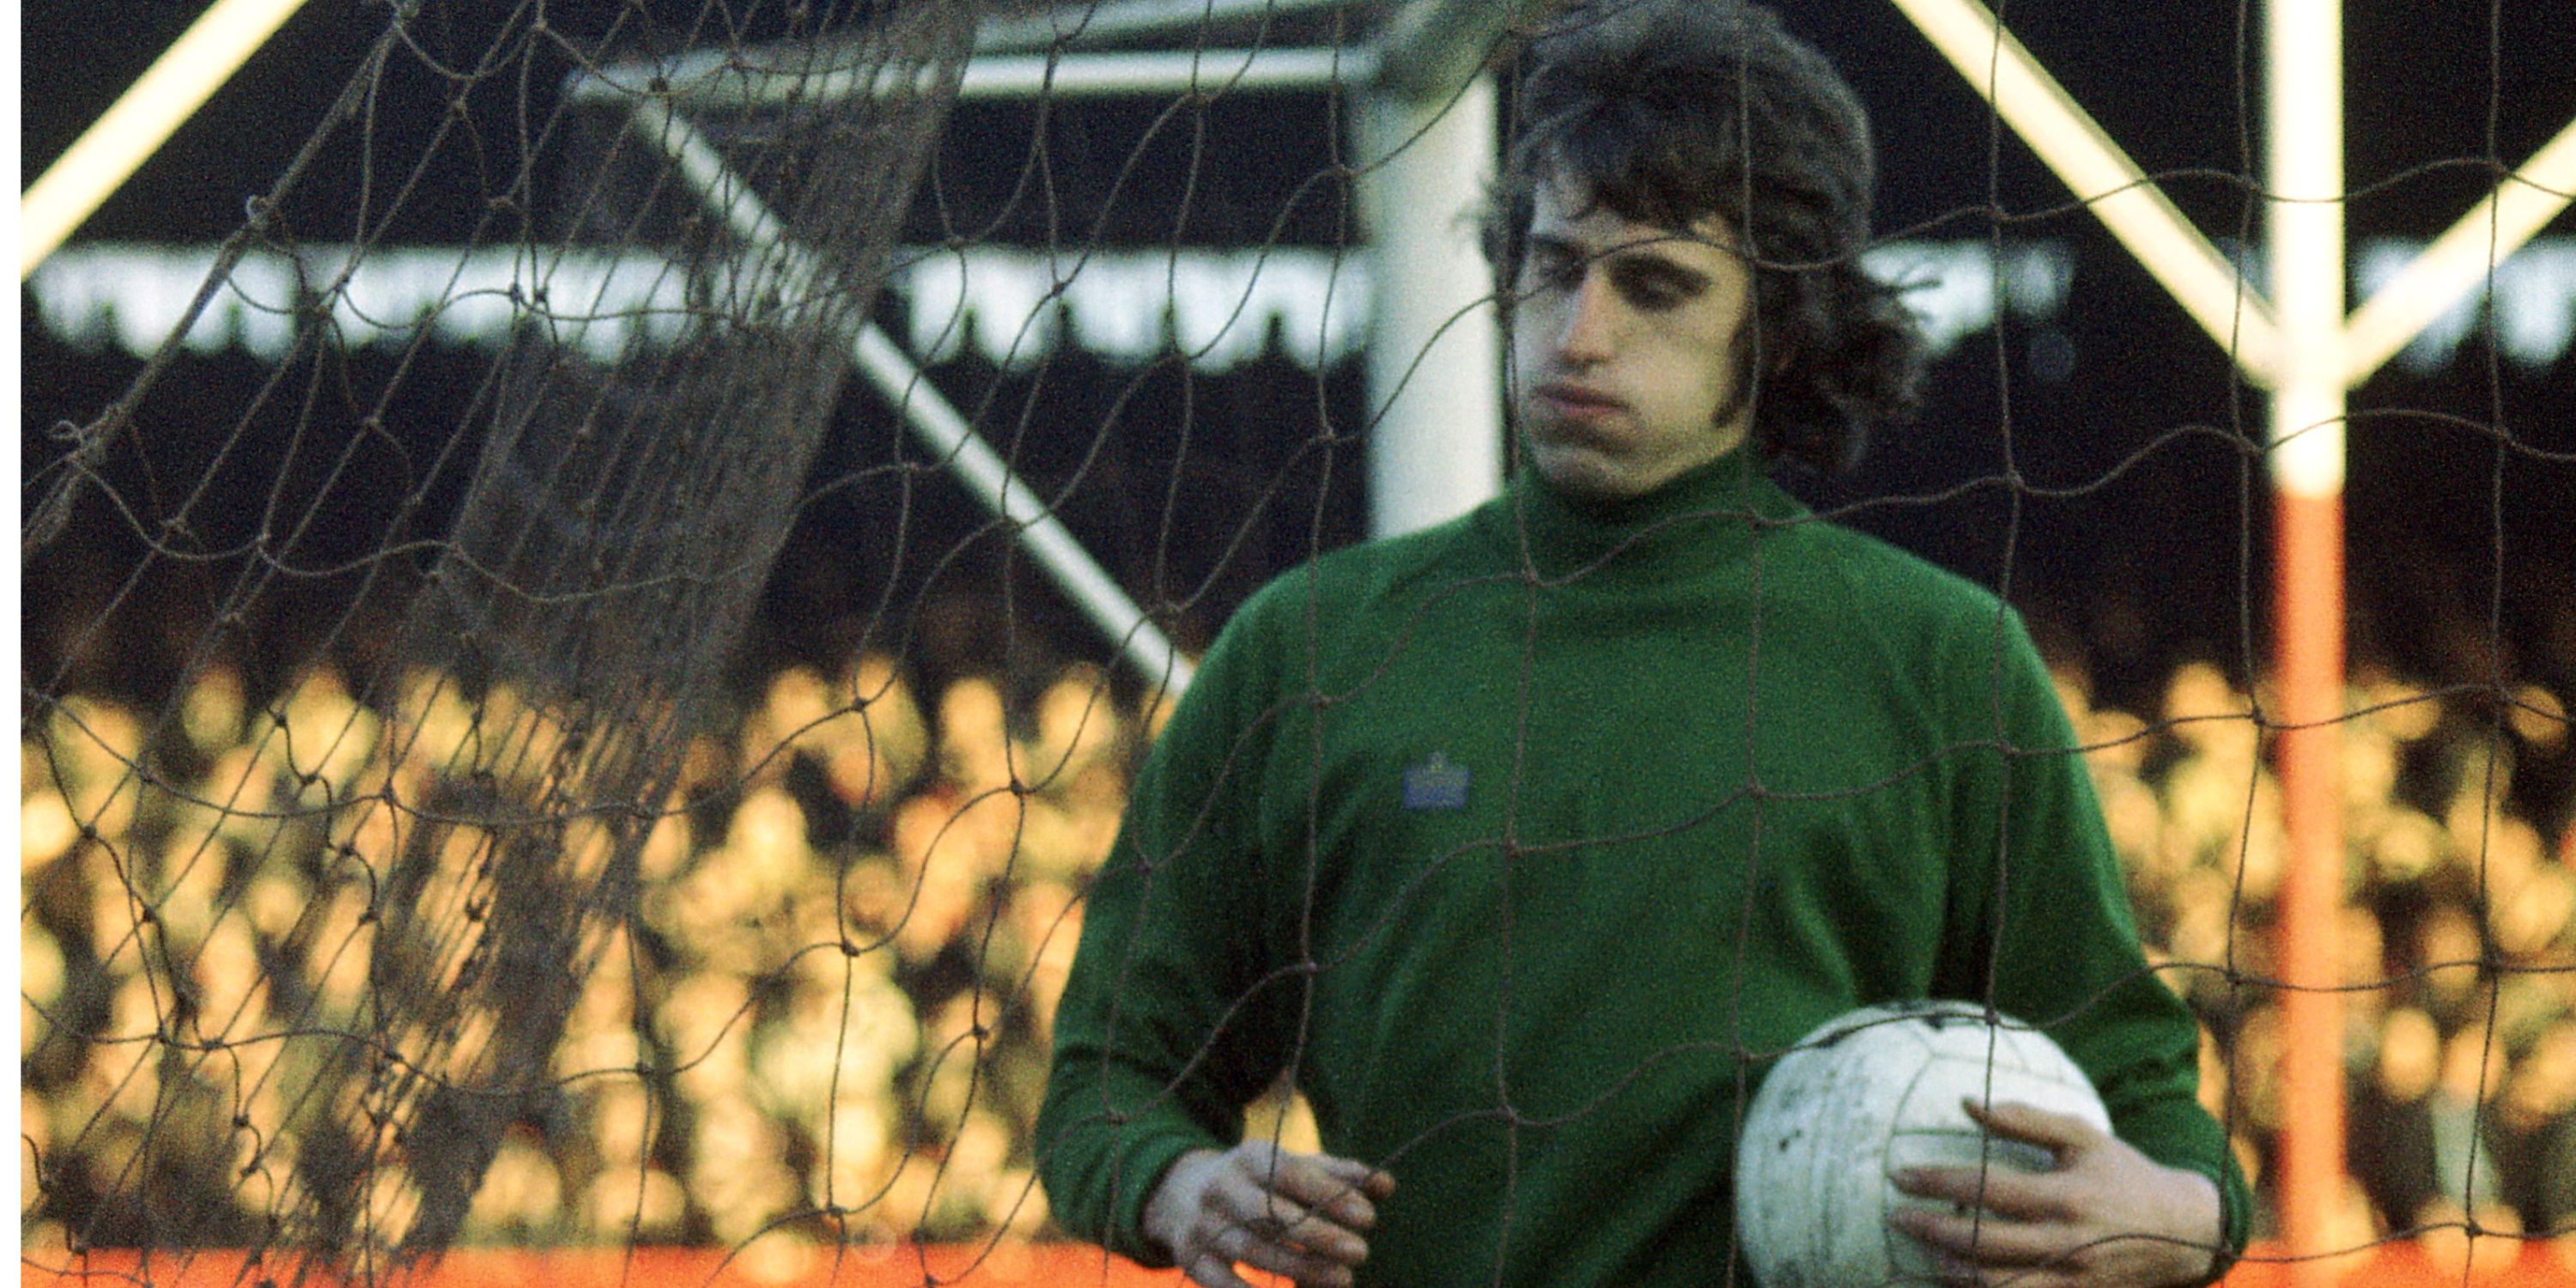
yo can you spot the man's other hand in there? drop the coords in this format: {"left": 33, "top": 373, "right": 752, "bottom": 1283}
{"left": 1889, "top": 1099, "right": 2225, "bottom": 1288}
{"left": 1144, "top": 1140, "right": 1398, "bottom": 1288}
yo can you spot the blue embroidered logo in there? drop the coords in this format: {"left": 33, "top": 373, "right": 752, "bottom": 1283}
{"left": 1401, "top": 752, "right": 1471, "bottom": 811}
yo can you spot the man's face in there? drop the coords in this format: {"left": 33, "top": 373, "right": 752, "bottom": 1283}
{"left": 1510, "top": 179, "right": 1756, "bottom": 501}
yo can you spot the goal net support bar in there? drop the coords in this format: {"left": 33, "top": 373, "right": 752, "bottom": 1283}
{"left": 638, "top": 96, "right": 1194, "bottom": 695}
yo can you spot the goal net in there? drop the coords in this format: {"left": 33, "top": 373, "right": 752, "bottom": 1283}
{"left": 19, "top": 0, "right": 2576, "bottom": 1284}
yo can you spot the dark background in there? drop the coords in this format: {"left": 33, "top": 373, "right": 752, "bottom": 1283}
{"left": 21, "top": 0, "right": 2576, "bottom": 746}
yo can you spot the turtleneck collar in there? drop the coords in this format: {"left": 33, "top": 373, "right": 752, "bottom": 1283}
{"left": 1475, "top": 447, "right": 1809, "bottom": 586}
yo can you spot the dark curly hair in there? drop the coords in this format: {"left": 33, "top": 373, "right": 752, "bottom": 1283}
{"left": 1485, "top": 0, "right": 1925, "bottom": 472}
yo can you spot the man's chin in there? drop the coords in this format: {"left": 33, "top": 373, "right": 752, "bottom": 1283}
{"left": 1530, "top": 443, "right": 1659, "bottom": 501}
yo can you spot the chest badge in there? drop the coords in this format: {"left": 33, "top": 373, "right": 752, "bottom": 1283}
{"left": 1401, "top": 752, "right": 1471, "bottom": 811}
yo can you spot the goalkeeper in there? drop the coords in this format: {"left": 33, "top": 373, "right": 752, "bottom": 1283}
{"left": 1037, "top": 2, "right": 2250, "bottom": 1285}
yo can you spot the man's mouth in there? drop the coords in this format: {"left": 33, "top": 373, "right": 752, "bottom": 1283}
{"left": 1532, "top": 382, "right": 1626, "bottom": 424}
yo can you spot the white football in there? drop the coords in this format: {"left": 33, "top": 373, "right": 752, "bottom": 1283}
{"left": 1734, "top": 1000, "right": 2112, "bottom": 1287}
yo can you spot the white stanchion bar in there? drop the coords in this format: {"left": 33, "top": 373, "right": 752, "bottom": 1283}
{"left": 974, "top": 0, "right": 1364, "bottom": 54}
{"left": 1358, "top": 77, "right": 1504, "bottom": 539}
{"left": 566, "top": 0, "right": 1375, "bottom": 106}
{"left": 2341, "top": 116, "right": 2576, "bottom": 388}
{"left": 851, "top": 326, "right": 1194, "bottom": 696}
{"left": 959, "top": 47, "right": 1364, "bottom": 99}
{"left": 1886, "top": 0, "right": 2282, "bottom": 386}
{"left": 641, "top": 101, "right": 803, "bottom": 278}
{"left": 568, "top": 46, "right": 1367, "bottom": 108}
{"left": 21, "top": 0, "right": 313, "bottom": 278}
{"left": 641, "top": 100, "right": 1194, "bottom": 694}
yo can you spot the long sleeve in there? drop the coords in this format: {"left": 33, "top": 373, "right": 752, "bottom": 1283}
{"left": 1034, "top": 586, "right": 1303, "bottom": 1261}
{"left": 1940, "top": 607, "right": 2254, "bottom": 1261}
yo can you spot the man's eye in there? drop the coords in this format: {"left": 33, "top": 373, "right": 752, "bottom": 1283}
{"left": 1528, "top": 254, "right": 1581, "bottom": 290}
{"left": 1616, "top": 270, "right": 1687, "bottom": 310}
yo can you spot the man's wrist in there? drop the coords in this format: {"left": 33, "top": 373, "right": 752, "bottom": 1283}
{"left": 2154, "top": 1165, "right": 2226, "bottom": 1288}
{"left": 1140, "top": 1147, "right": 1222, "bottom": 1265}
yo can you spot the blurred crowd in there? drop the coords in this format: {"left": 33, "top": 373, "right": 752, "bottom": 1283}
{"left": 21, "top": 653, "right": 1159, "bottom": 1257}
{"left": 2056, "top": 650, "right": 2575, "bottom": 1248}
{"left": 18, "top": 623, "right": 2573, "bottom": 1260}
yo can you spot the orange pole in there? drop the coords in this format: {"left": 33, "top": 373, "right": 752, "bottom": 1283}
{"left": 2272, "top": 489, "right": 2347, "bottom": 1281}
{"left": 2264, "top": 0, "right": 2348, "bottom": 1270}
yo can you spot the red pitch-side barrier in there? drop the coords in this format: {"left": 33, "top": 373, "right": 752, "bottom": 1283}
{"left": 23, "top": 1242, "right": 2576, "bottom": 1286}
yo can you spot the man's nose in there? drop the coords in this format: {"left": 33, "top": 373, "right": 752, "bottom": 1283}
{"left": 1553, "top": 271, "right": 1617, "bottom": 363}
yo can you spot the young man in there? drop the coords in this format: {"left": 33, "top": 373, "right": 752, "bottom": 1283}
{"left": 1037, "top": 3, "right": 2250, "bottom": 1285}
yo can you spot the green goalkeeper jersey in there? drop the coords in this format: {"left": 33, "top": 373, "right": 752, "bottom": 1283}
{"left": 1036, "top": 447, "right": 2251, "bottom": 1284}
